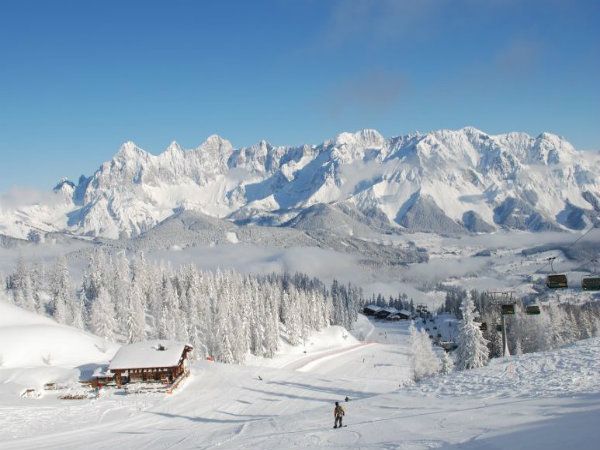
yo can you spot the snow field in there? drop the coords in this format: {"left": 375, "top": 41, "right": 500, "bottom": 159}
{"left": 1, "top": 311, "right": 600, "bottom": 449}
{"left": 0, "top": 301, "right": 116, "bottom": 375}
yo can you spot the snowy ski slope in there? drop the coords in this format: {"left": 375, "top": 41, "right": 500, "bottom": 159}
{"left": 1, "top": 316, "right": 599, "bottom": 449}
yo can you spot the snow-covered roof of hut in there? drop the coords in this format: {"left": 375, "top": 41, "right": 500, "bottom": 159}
{"left": 380, "top": 307, "right": 399, "bottom": 314}
{"left": 109, "top": 341, "right": 192, "bottom": 370}
{"left": 398, "top": 309, "right": 411, "bottom": 316}
{"left": 92, "top": 365, "right": 112, "bottom": 378}
{"left": 364, "top": 304, "right": 382, "bottom": 311}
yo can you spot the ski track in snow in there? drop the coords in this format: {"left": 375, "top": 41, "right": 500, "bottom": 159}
{"left": 283, "top": 342, "right": 377, "bottom": 372}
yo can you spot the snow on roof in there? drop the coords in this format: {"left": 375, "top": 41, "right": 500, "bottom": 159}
{"left": 92, "top": 365, "right": 112, "bottom": 378}
{"left": 109, "top": 340, "right": 192, "bottom": 370}
{"left": 380, "top": 307, "right": 399, "bottom": 314}
{"left": 398, "top": 309, "right": 411, "bottom": 316}
{"left": 364, "top": 304, "right": 382, "bottom": 311}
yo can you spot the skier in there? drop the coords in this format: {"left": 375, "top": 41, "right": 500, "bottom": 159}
{"left": 333, "top": 401, "right": 345, "bottom": 428}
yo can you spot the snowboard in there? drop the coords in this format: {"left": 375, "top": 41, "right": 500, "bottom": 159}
{"left": 333, "top": 425, "right": 348, "bottom": 429}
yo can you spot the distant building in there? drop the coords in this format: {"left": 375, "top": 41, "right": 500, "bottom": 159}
{"left": 108, "top": 341, "right": 193, "bottom": 387}
{"left": 363, "top": 305, "right": 382, "bottom": 316}
{"left": 375, "top": 307, "right": 398, "bottom": 319}
{"left": 387, "top": 309, "right": 412, "bottom": 321}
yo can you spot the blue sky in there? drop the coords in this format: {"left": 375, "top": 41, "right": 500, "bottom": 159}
{"left": 0, "top": 0, "right": 598, "bottom": 191}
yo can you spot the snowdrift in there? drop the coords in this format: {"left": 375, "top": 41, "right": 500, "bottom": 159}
{"left": 0, "top": 300, "right": 118, "bottom": 396}
{"left": 415, "top": 336, "right": 600, "bottom": 399}
{"left": 0, "top": 301, "right": 117, "bottom": 369}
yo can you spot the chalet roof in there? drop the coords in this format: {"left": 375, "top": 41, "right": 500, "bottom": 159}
{"left": 109, "top": 340, "right": 192, "bottom": 370}
{"left": 379, "top": 307, "right": 399, "bottom": 314}
{"left": 364, "top": 304, "right": 382, "bottom": 311}
{"left": 398, "top": 309, "right": 411, "bottom": 316}
{"left": 92, "top": 365, "right": 112, "bottom": 377}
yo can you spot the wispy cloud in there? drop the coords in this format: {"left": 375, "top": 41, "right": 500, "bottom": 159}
{"left": 325, "top": 69, "right": 405, "bottom": 118}
{"left": 322, "top": 0, "right": 442, "bottom": 47}
{"left": 0, "top": 186, "right": 60, "bottom": 211}
{"left": 494, "top": 38, "right": 543, "bottom": 77}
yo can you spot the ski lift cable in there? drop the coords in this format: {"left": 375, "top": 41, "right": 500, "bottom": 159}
{"left": 564, "top": 227, "right": 599, "bottom": 274}
{"left": 569, "top": 225, "right": 597, "bottom": 247}
{"left": 532, "top": 227, "right": 597, "bottom": 275}
{"left": 571, "top": 257, "right": 600, "bottom": 273}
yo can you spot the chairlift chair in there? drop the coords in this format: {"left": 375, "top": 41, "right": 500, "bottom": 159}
{"left": 582, "top": 276, "right": 600, "bottom": 291}
{"left": 546, "top": 274, "right": 568, "bottom": 289}
{"left": 479, "top": 322, "right": 488, "bottom": 331}
{"left": 525, "top": 304, "right": 541, "bottom": 315}
{"left": 501, "top": 304, "right": 515, "bottom": 315}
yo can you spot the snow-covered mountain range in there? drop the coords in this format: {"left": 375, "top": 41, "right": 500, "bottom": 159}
{"left": 2, "top": 127, "right": 599, "bottom": 239}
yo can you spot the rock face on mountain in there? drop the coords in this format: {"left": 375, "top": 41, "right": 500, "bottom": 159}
{"left": 3, "top": 128, "right": 599, "bottom": 239}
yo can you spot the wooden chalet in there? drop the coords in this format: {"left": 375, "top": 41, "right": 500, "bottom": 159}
{"left": 90, "top": 365, "right": 114, "bottom": 388}
{"left": 363, "top": 304, "right": 382, "bottom": 316}
{"left": 375, "top": 307, "right": 398, "bottom": 319}
{"left": 396, "top": 309, "right": 411, "bottom": 320}
{"left": 108, "top": 341, "right": 193, "bottom": 387}
{"left": 387, "top": 309, "right": 412, "bottom": 321}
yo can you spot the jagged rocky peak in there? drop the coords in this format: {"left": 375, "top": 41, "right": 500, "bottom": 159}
{"left": 114, "top": 141, "right": 146, "bottom": 160}
{"left": 427, "top": 126, "right": 486, "bottom": 144}
{"left": 232, "top": 139, "right": 276, "bottom": 174}
{"left": 197, "top": 134, "right": 234, "bottom": 154}
{"left": 334, "top": 129, "right": 385, "bottom": 148}
{"left": 164, "top": 140, "right": 184, "bottom": 155}
{"left": 192, "top": 135, "right": 234, "bottom": 170}
{"left": 530, "top": 132, "right": 575, "bottom": 164}
{"left": 53, "top": 177, "right": 76, "bottom": 198}
{"left": 2, "top": 127, "right": 597, "bottom": 240}
{"left": 53, "top": 177, "right": 75, "bottom": 191}
{"left": 329, "top": 129, "right": 386, "bottom": 164}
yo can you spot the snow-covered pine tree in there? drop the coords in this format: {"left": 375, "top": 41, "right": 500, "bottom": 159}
{"left": 8, "top": 256, "right": 37, "bottom": 311}
{"left": 30, "top": 261, "right": 45, "bottom": 314}
{"left": 229, "top": 272, "right": 249, "bottom": 362}
{"left": 330, "top": 280, "right": 344, "bottom": 327}
{"left": 90, "top": 287, "right": 117, "bottom": 341}
{"left": 513, "top": 338, "right": 523, "bottom": 356}
{"left": 248, "top": 277, "right": 265, "bottom": 356}
{"left": 409, "top": 322, "right": 441, "bottom": 381}
{"left": 157, "top": 303, "right": 170, "bottom": 340}
{"left": 110, "top": 251, "right": 131, "bottom": 336}
{"left": 297, "top": 288, "right": 311, "bottom": 346}
{"left": 214, "top": 272, "right": 235, "bottom": 363}
{"left": 70, "top": 288, "right": 86, "bottom": 329}
{"left": 82, "top": 248, "right": 107, "bottom": 304}
{"left": 203, "top": 271, "right": 220, "bottom": 357}
{"left": 408, "top": 320, "right": 418, "bottom": 351}
{"left": 263, "top": 283, "right": 280, "bottom": 358}
{"left": 157, "top": 276, "right": 178, "bottom": 340}
{"left": 49, "top": 256, "right": 72, "bottom": 324}
{"left": 179, "top": 266, "right": 205, "bottom": 356}
{"left": 282, "top": 287, "right": 302, "bottom": 346}
{"left": 440, "top": 350, "right": 454, "bottom": 375}
{"left": 456, "top": 294, "right": 489, "bottom": 370}
{"left": 20, "top": 269, "right": 37, "bottom": 312}
{"left": 125, "top": 281, "right": 146, "bottom": 343}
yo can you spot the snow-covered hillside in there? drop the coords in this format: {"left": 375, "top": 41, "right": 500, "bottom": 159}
{"left": 2, "top": 128, "right": 599, "bottom": 239}
{"left": 1, "top": 317, "right": 599, "bottom": 449}
{"left": 0, "top": 298, "right": 118, "bottom": 398}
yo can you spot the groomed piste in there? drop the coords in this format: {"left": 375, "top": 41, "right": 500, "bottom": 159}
{"left": 1, "top": 307, "right": 599, "bottom": 449}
